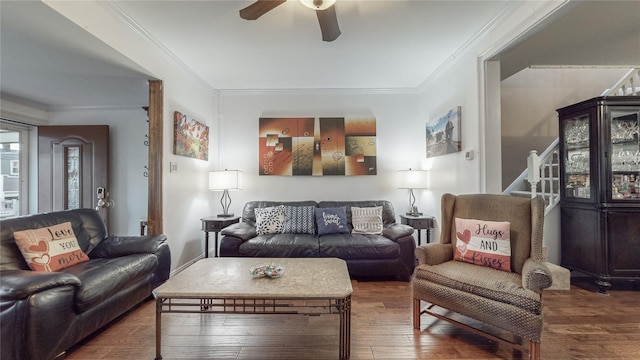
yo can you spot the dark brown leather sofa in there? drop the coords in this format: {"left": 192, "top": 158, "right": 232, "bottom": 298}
{"left": 220, "top": 200, "right": 416, "bottom": 281}
{"left": 0, "top": 208, "right": 171, "bottom": 360}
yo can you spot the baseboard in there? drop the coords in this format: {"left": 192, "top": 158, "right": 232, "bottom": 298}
{"left": 169, "top": 254, "right": 205, "bottom": 277}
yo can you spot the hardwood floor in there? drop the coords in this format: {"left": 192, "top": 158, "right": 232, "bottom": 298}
{"left": 64, "top": 278, "right": 640, "bottom": 360}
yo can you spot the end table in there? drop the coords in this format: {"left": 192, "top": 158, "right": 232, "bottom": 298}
{"left": 201, "top": 216, "right": 240, "bottom": 257}
{"left": 400, "top": 214, "right": 435, "bottom": 246}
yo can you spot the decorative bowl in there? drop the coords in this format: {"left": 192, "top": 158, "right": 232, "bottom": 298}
{"left": 250, "top": 263, "right": 285, "bottom": 278}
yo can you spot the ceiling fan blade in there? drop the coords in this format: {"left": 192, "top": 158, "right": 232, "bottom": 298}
{"left": 239, "top": 0, "right": 287, "bottom": 20}
{"left": 316, "top": 4, "right": 341, "bottom": 42}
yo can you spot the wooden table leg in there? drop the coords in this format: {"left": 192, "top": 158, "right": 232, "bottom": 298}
{"left": 339, "top": 296, "right": 351, "bottom": 359}
{"left": 204, "top": 231, "right": 210, "bottom": 258}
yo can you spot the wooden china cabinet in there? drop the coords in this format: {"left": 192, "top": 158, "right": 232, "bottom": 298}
{"left": 557, "top": 96, "right": 640, "bottom": 293}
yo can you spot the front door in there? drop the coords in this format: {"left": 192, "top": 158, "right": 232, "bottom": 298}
{"left": 38, "top": 125, "right": 110, "bottom": 227}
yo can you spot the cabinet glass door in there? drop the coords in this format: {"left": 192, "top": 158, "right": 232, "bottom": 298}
{"left": 563, "top": 114, "right": 591, "bottom": 199}
{"left": 610, "top": 110, "right": 640, "bottom": 200}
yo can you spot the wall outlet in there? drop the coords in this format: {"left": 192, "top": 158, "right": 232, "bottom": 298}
{"left": 169, "top": 162, "right": 178, "bottom": 173}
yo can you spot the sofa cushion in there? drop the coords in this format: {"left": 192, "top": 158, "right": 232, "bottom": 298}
{"left": 453, "top": 218, "right": 511, "bottom": 272}
{"left": 351, "top": 206, "right": 383, "bottom": 235}
{"left": 255, "top": 205, "right": 285, "bottom": 235}
{"left": 282, "top": 205, "right": 315, "bottom": 234}
{"left": 13, "top": 222, "right": 89, "bottom": 272}
{"left": 239, "top": 234, "right": 319, "bottom": 257}
{"left": 60, "top": 254, "right": 158, "bottom": 313}
{"left": 319, "top": 233, "right": 400, "bottom": 259}
{"left": 316, "top": 207, "right": 349, "bottom": 235}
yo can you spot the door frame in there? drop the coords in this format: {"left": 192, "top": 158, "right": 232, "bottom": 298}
{"left": 148, "top": 80, "right": 163, "bottom": 235}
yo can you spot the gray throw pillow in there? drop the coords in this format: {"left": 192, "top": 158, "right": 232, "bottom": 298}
{"left": 315, "top": 207, "right": 349, "bottom": 235}
{"left": 282, "top": 206, "right": 316, "bottom": 234}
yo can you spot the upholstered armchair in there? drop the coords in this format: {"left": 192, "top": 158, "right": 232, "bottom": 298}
{"left": 412, "top": 193, "right": 552, "bottom": 359}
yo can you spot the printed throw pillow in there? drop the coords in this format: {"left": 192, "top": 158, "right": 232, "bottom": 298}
{"left": 13, "top": 222, "right": 89, "bottom": 272}
{"left": 351, "top": 206, "right": 383, "bottom": 235}
{"left": 453, "top": 218, "right": 512, "bottom": 272}
{"left": 282, "top": 206, "right": 316, "bottom": 234}
{"left": 315, "top": 207, "right": 350, "bottom": 236}
{"left": 254, "top": 205, "right": 285, "bottom": 235}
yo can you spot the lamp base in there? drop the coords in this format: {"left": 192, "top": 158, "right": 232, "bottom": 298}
{"left": 217, "top": 213, "right": 234, "bottom": 218}
{"left": 406, "top": 211, "right": 423, "bottom": 217}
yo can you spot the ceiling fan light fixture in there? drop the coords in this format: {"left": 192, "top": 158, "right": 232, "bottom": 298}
{"left": 300, "top": 0, "right": 336, "bottom": 11}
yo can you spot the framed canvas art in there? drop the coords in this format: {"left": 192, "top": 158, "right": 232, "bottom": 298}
{"left": 259, "top": 117, "right": 377, "bottom": 176}
{"left": 426, "top": 106, "right": 461, "bottom": 158}
{"left": 173, "top": 111, "right": 209, "bottom": 160}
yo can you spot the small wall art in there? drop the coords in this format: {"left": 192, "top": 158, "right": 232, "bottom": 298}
{"left": 426, "top": 106, "right": 461, "bottom": 158}
{"left": 258, "top": 117, "right": 377, "bottom": 176}
{"left": 173, "top": 111, "right": 209, "bottom": 160}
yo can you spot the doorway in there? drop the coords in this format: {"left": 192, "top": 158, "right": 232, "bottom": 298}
{"left": 38, "top": 125, "right": 110, "bottom": 225}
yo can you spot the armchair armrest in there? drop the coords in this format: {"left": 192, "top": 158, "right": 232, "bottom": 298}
{"left": 221, "top": 222, "right": 256, "bottom": 241}
{"left": 382, "top": 223, "right": 414, "bottom": 241}
{"left": 521, "top": 258, "right": 552, "bottom": 292}
{"left": 90, "top": 234, "right": 168, "bottom": 258}
{"left": 415, "top": 243, "right": 453, "bottom": 266}
{"left": 0, "top": 269, "right": 80, "bottom": 300}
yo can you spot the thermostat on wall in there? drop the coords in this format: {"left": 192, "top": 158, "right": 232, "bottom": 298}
{"left": 465, "top": 150, "right": 474, "bottom": 160}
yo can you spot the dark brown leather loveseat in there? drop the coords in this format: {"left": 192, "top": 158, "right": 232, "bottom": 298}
{"left": 220, "top": 200, "right": 416, "bottom": 281}
{"left": 0, "top": 208, "right": 171, "bottom": 360}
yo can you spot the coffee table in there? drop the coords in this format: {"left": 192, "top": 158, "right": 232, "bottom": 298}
{"left": 153, "top": 257, "right": 353, "bottom": 359}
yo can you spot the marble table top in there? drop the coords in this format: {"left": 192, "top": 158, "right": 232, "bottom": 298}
{"left": 153, "top": 257, "right": 353, "bottom": 299}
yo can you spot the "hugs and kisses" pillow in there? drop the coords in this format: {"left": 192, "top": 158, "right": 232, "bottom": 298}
{"left": 453, "top": 218, "right": 511, "bottom": 272}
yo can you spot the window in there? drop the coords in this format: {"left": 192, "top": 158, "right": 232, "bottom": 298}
{"left": 1, "top": 121, "right": 30, "bottom": 219}
{"left": 10, "top": 160, "right": 19, "bottom": 175}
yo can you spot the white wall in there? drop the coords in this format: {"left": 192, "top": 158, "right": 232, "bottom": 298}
{"left": 48, "top": 108, "right": 149, "bottom": 235}
{"left": 217, "top": 90, "right": 424, "bottom": 220}
{"left": 416, "top": 1, "right": 565, "bottom": 250}
{"left": 46, "top": 1, "right": 218, "bottom": 272}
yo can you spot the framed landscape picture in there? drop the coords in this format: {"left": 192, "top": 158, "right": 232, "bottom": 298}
{"left": 173, "top": 111, "right": 209, "bottom": 160}
{"left": 426, "top": 106, "right": 461, "bottom": 158}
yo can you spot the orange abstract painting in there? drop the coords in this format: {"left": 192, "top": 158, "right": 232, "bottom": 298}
{"left": 259, "top": 117, "right": 376, "bottom": 176}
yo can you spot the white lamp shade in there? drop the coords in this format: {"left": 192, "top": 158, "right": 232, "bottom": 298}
{"left": 300, "top": 0, "right": 336, "bottom": 10}
{"left": 209, "top": 170, "right": 243, "bottom": 191}
{"left": 398, "top": 169, "right": 428, "bottom": 189}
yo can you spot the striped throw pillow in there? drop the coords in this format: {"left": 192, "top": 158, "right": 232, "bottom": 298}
{"left": 351, "top": 206, "right": 383, "bottom": 235}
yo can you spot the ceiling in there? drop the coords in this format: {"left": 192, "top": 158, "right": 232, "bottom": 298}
{"left": 1, "top": 1, "right": 638, "bottom": 111}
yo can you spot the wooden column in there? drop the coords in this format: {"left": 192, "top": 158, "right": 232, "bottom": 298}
{"left": 148, "top": 80, "right": 163, "bottom": 235}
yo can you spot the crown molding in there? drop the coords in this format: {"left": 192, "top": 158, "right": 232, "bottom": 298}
{"left": 48, "top": 105, "right": 148, "bottom": 112}
{"left": 101, "top": 2, "right": 421, "bottom": 97}
{"left": 416, "top": 1, "right": 527, "bottom": 93}
{"left": 103, "top": 1, "right": 217, "bottom": 95}
{"left": 219, "top": 87, "right": 419, "bottom": 96}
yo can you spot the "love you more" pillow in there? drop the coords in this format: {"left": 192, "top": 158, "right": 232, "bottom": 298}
{"left": 453, "top": 218, "right": 511, "bottom": 272}
{"left": 13, "top": 222, "right": 89, "bottom": 272}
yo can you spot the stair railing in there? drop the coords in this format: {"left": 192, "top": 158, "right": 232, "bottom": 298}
{"left": 601, "top": 68, "right": 640, "bottom": 96}
{"left": 503, "top": 139, "right": 560, "bottom": 215}
{"left": 527, "top": 138, "right": 560, "bottom": 214}
{"left": 505, "top": 67, "right": 638, "bottom": 214}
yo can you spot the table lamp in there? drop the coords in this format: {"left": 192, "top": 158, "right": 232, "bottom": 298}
{"left": 209, "top": 170, "right": 243, "bottom": 217}
{"left": 398, "top": 168, "right": 428, "bottom": 216}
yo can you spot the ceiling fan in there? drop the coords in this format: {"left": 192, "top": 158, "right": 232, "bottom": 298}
{"left": 239, "top": 0, "right": 341, "bottom": 42}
